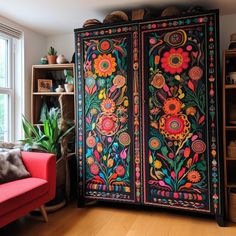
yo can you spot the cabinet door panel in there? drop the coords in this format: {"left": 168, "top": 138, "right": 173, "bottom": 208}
{"left": 141, "top": 13, "right": 221, "bottom": 213}
{"left": 76, "top": 25, "right": 141, "bottom": 203}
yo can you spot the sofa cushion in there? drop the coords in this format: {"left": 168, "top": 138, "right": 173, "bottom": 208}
{"left": 0, "top": 177, "right": 49, "bottom": 216}
{"left": 0, "top": 149, "right": 31, "bottom": 184}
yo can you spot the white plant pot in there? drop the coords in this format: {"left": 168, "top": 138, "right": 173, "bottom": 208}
{"left": 64, "top": 84, "right": 74, "bottom": 92}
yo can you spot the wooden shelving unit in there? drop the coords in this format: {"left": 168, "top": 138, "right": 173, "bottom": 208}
{"left": 222, "top": 50, "right": 236, "bottom": 216}
{"left": 31, "top": 63, "right": 75, "bottom": 125}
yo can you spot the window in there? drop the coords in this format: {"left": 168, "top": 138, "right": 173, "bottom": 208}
{"left": 0, "top": 24, "right": 23, "bottom": 142}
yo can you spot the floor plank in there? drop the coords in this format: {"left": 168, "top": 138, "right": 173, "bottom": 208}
{"left": 1, "top": 202, "right": 236, "bottom": 236}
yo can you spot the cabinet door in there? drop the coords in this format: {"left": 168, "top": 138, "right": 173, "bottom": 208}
{"left": 141, "top": 12, "right": 221, "bottom": 213}
{"left": 76, "top": 24, "right": 141, "bottom": 203}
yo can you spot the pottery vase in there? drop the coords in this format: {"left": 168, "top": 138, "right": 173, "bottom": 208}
{"left": 64, "top": 84, "right": 74, "bottom": 92}
{"left": 56, "top": 54, "right": 66, "bottom": 64}
{"left": 55, "top": 85, "right": 64, "bottom": 93}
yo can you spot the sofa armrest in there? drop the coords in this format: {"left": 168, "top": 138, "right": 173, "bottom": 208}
{"left": 21, "top": 151, "right": 56, "bottom": 199}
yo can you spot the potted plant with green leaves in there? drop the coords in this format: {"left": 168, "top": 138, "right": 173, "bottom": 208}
{"left": 21, "top": 107, "right": 75, "bottom": 211}
{"left": 47, "top": 46, "right": 57, "bottom": 64}
{"left": 64, "top": 69, "right": 74, "bottom": 92}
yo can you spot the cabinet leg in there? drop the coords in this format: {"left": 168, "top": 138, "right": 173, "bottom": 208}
{"left": 77, "top": 197, "right": 85, "bottom": 208}
{"left": 216, "top": 215, "right": 225, "bottom": 227}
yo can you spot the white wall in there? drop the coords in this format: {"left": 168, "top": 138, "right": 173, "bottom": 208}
{"left": 220, "top": 14, "right": 236, "bottom": 52}
{"left": 47, "top": 33, "right": 74, "bottom": 63}
{"left": 0, "top": 15, "right": 47, "bottom": 140}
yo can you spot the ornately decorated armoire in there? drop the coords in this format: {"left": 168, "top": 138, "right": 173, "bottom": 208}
{"left": 75, "top": 10, "right": 224, "bottom": 225}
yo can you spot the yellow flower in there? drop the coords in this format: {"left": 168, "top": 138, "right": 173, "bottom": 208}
{"left": 154, "top": 160, "right": 162, "bottom": 169}
{"left": 97, "top": 143, "right": 103, "bottom": 153}
{"left": 124, "top": 100, "right": 129, "bottom": 107}
{"left": 107, "top": 159, "right": 114, "bottom": 168}
{"left": 98, "top": 89, "right": 106, "bottom": 100}
{"left": 149, "top": 155, "right": 153, "bottom": 164}
{"left": 175, "top": 75, "right": 181, "bottom": 81}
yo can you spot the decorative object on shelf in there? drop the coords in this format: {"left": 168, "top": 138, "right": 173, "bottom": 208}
{"left": 56, "top": 54, "right": 67, "bottom": 64}
{"left": 64, "top": 69, "right": 74, "bottom": 92}
{"left": 229, "top": 188, "right": 236, "bottom": 223}
{"left": 40, "top": 56, "right": 48, "bottom": 64}
{"left": 182, "top": 6, "right": 204, "bottom": 15}
{"left": 47, "top": 46, "right": 57, "bottom": 64}
{"left": 55, "top": 85, "right": 64, "bottom": 93}
{"left": 103, "top": 11, "right": 129, "bottom": 24}
{"left": 161, "top": 6, "right": 180, "bottom": 17}
{"left": 227, "top": 141, "right": 236, "bottom": 158}
{"left": 83, "top": 19, "right": 102, "bottom": 28}
{"left": 229, "top": 72, "right": 236, "bottom": 84}
{"left": 229, "top": 33, "right": 236, "bottom": 50}
{"left": 37, "top": 79, "right": 52, "bottom": 92}
{"left": 131, "top": 9, "right": 145, "bottom": 20}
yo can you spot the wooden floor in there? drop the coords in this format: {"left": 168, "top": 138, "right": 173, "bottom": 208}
{"left": 1, "top": 202, "right": 236, "bottom": 236}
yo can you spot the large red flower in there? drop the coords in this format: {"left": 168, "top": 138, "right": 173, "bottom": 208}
{"left": 159, "top": 114, "right": 191, "bottom": 140}
{"left": 161, "top": 48, "right": 190, "bottom": 74}
{"left": 96, "top": 113, "right": 119, "bottom": 136}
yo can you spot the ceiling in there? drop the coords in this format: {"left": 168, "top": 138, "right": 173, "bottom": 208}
{"left": 1, "top": 0, "right": 236, "bottom": 36}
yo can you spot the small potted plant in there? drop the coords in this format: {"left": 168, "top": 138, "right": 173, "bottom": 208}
{"left": 64, "top": 69, "right": 74, "bottom": 92}
{"left": 47, "top": 46, "right": 57, "bottom": 64}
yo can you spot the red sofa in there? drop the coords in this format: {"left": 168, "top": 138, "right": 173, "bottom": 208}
{"left": 0, "top": 151, "right": 56, "bottom": 228}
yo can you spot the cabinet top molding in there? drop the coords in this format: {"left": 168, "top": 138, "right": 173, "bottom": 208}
{"left": 74, "top": 9, "right": 219, "bottom": 32}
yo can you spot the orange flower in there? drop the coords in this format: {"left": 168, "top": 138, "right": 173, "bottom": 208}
{"left": 87, "top": 156, "right": 94, "bottom": 165}
{"left": 163, "top": 98, "right": 182, "bottom": 115}
{"left": 186, "top": 106, "right": 197, "bottom": 116}
{"left": 94, "top": 54, "right": 116, "bottom": 77}
{"left": 187, "top": 170, "right": 201, "bottom": 183}
{"left": 100, "top": 98, "right": 116, "bottom": 113}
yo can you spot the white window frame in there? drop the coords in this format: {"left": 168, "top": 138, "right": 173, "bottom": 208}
{"left": 0, "top": 30, "right": 23, "bottom": 142}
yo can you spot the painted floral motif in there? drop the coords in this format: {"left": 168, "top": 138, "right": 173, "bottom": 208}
{"left": 149, "top": 137, "right": 161, "bottom": 150}
{"left": 189, "top": 66, "right": 203, "bottom": 81}
{"left": 94, "top": 54, "right": 117, "bottom": 77}
{"left": 163, "top": 98, "right": 182, "bottom": 115}
{"left": 161, "top": 48, "right": 190, "bottom": 74}
{"left": 147, "top": 27, "right": 208, "bottom": 210}
{"left": 187, "top": 170, "right": 201, "bottom": 183}
{"left": 159, "top": 114, "right": 190, "bottom": 140}
{"left": 113, "top": 75, "right": 126, "bottom": 88}
{"left": 96, "top": 113, "right": 119, "bottom": 136}
{"left": 84, "top": 37, "right": 132, "bottom": 194}
{"left": 119, "top": 132, "right": 131, "bottom": 146}
{"left": 100, "top": 98, "right": 116, "bottom": 113}
{"left": 151, "top": 73, "right": 165, "bottom": 89}
{"left": 86, "top": 136, "right": 96, "bottom": 148}
{"left": 98, "top": 39, "right": 114, "bottom": 54}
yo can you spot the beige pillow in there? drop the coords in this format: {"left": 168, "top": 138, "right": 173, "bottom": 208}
{"left": 0, "top": 149, "right": 31, "bottom": 184}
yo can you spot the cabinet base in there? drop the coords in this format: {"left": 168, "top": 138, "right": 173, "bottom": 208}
{"left": 216, "top": 215, "right": 225, "bottom": 227}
